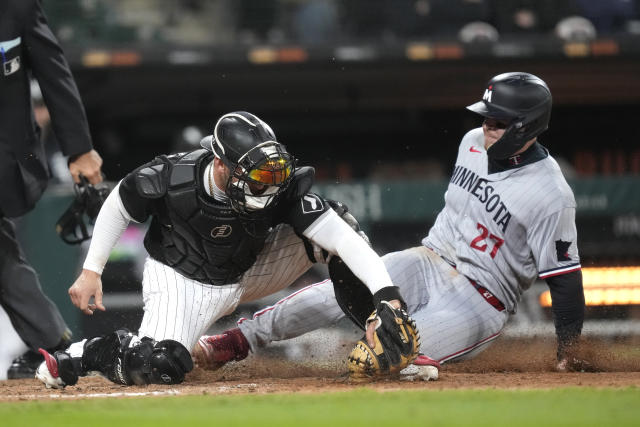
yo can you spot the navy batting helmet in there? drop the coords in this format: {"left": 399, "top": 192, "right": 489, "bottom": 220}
{"left": 467, "top": 72, "right": 552, "bottom": 159}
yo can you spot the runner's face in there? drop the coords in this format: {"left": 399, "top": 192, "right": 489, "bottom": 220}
{"left": 482, "top": 118, "right": 508, "bottom": 149}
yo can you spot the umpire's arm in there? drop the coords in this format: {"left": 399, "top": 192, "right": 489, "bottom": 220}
{"left": 24, "top": 0, "right": 93, "bottom": 157}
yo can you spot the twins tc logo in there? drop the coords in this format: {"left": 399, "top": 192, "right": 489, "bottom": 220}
{"left": 483, "top": 85, "right": 493, "bottom": 103}
{"left": 211, "top": 225, "right": 232, "bottom": 238}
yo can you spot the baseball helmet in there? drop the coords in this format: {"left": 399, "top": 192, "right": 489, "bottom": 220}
{"left": 200, "top": 111, "right": 295, "bottom": 213}
{"left": 466, "top": 72, "right": 552, "bottom": 159}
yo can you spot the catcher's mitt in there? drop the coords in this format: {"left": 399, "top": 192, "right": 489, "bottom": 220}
{"left": 348, "top": 301, "right": 420, "bottom": 382}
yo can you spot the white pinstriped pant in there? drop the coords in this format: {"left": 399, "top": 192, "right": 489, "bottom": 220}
{"left": 137, "top": 224, "right": 313, "bottom": 352}
{"left": 238, "top": 246, "right": 509, "bottom": 364}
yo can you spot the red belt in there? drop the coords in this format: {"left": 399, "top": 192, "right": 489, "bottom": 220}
{"left": 425, "top": 247, "right": 506, "bottom": 312}
{"left": 468, "top": 279, "right": 505, "bottom": 312}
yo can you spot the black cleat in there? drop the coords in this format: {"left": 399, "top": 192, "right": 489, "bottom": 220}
{"left": 7, "top": 333, "right": 72, "bottom": 379}
{"left": 7, "top": 350, "right": 44, "bottom": 379}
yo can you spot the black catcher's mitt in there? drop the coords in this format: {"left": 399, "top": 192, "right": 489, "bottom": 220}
{"left": 348, "top": 301, "right": 420, "bottom": 382}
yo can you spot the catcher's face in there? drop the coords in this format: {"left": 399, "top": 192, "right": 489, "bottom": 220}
{"left": 223, "top": 165, "right": 276, "bottom": 197}
{"left": 215, "top": 153, "right": 294, "bottom": 214}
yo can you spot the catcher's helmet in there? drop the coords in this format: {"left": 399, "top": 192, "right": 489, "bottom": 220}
{"left": 200, "top": 111, "right": 295, "bottom": 213}
{"left": 466, "top": 72, "right": 552, "bottom": 159}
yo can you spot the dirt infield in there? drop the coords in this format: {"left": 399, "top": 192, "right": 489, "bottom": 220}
{"left": 1, "top": 337, "right": 638, "bottom": 401}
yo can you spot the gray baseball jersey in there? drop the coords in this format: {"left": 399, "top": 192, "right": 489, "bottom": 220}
{"left": 424, "top": 128, "right": 581, "bottom": 312}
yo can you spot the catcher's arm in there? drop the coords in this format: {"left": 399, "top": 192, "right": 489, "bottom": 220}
{"left": 303, "top": 201, "right": 393, "bottom": 297}
{"left": 309, "top": 201, "right": 420, "bottom": 379}
{"left": 70, "top": 182, "right": 130, "bottom": 314}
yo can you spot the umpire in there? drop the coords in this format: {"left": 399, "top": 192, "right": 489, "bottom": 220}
{"left": 0, "top": 0, "right": 103, "bottom": 378}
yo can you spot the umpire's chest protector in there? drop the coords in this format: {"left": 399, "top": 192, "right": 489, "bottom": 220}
{"left": 145, "top": 150, "right": 269, "bottom": 285}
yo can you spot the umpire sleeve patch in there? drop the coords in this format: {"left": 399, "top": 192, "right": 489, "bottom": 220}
{"left": 301, "top": 194, "right": 324, "bottom": 214}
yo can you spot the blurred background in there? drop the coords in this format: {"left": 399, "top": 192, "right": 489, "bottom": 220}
{"left": 16, "top": 0, "right": 640, "bottom": 348}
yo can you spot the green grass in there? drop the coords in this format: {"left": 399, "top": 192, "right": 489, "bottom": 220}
{"left": 1, "top": 387, "right": 639, "bottom": 427}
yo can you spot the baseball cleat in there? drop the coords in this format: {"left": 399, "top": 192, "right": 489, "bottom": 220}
{"left": 192, "top": 328, "right": 250, "bottom": 371}
{"left": 7, "top": 350, "right": 44, "bottom": 379}
{"left": 400, "top": 355, "right": 441, "bottom": 381}
{"left": 35, "top": 349, "right": 66, "bottom": 389}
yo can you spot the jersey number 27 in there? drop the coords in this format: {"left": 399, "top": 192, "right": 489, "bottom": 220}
{"left": 470, "top": 222, "right": 504, "bottom": 258}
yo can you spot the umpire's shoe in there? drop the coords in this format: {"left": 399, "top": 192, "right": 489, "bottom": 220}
{"left": 193, "top": 328, "right": 250, "bottom": 370}
{"left": 7, "top": 350, "right": 44, "bottom": 379}
{"left": 7, "top": 334, "right": 71, "bottom": 379}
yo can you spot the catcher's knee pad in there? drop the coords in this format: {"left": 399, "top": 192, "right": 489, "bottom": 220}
{"left": 82, "top": 330, "right": 193, "bottom": 386}
{"left": 126, "top": 339, "right": 194, "bottom": 385}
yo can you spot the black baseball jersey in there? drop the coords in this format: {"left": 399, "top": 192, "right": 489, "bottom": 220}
{"left": 118, "top": 149, "right": 329, "bottom": 285}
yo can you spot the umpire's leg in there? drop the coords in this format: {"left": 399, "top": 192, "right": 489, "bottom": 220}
{"left": 0, "top": 217, "right": 70, "bottom": 350}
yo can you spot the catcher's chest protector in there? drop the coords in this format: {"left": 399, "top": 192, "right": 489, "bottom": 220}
{"left": 144, "top": 150, "right": 271, "bottom": 285}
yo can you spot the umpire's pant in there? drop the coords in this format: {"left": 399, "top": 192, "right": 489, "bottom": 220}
{"left": 0, "top": 217, "right": 69, "bottom": 350}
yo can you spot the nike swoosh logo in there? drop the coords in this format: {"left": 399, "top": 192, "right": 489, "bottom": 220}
{"left": 469, "top": 147, "right": 482, "bottom": 153}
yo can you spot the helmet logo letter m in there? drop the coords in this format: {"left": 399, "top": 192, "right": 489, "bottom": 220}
{"left": 483, "top": 89, "right": 492, "bottom": 103}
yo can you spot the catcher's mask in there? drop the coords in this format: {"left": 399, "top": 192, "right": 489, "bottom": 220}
{"left": 466, "top": 72, "right": 552, "bottom": 159}
{"left": 201, "top": 111, "right": 295, "bottom": 215}
{"left": 56, "top": 176, "right": 111, "bottom": 244}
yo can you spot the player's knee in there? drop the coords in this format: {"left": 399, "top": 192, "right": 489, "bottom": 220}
{"left": 126, "top": 339, "right": 193, "bottom": 385}
{"left": 82, "top": 330, "right": 193, "bottom": 386}
{"left": 152, "top": 340, "right": 194, "bottom": 384}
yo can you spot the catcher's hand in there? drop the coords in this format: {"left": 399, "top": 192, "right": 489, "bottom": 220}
{"left": 348, "top": 301, "right": 420, "bottom": 382}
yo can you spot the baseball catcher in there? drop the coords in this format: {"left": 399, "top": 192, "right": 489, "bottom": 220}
{"left": 36, "top": 111, "right": 420, "bottom": 389}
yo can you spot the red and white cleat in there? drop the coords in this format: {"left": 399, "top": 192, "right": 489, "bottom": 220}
{"left": 400, "top": 355, "right": 441, "bottom": 381}
{"left": 35, "top": 349, "right": 66, "bottom": 389}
